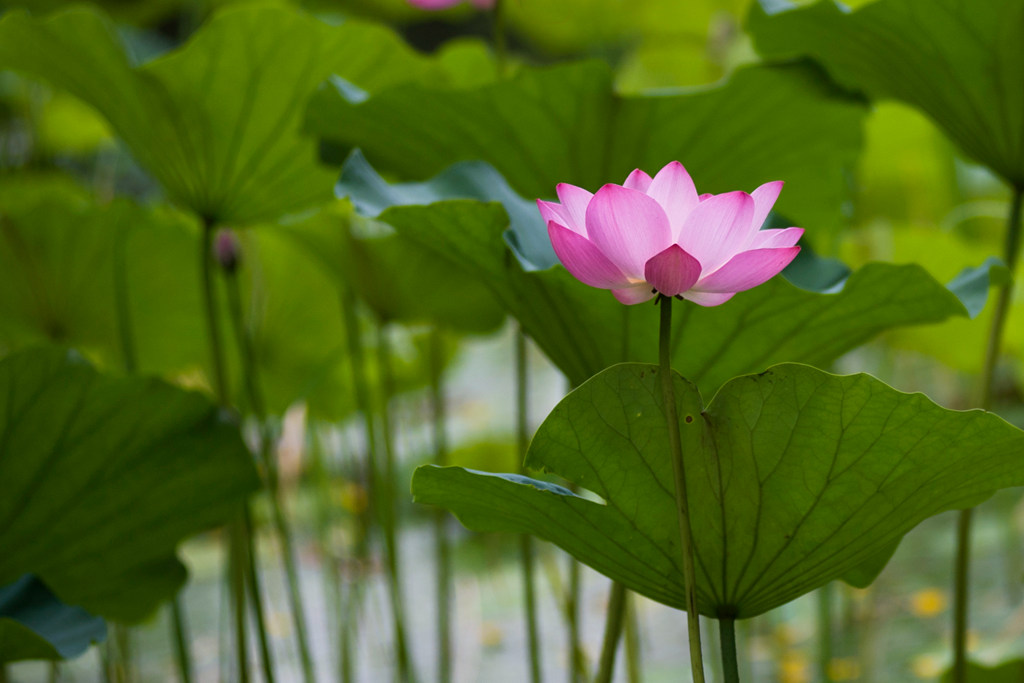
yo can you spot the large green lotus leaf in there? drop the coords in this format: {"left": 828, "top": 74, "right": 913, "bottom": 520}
{"left": 371, "top": 196, "right": 976, "bottom": 392}
{"left": 0, "top": 180, "right": 206, "bottom": 375}
{"left": 0, "top": 4, "right": 447, "bottom": 224}
{"left": 307, "top": 60, "right": 866, "bottom": 232}
{"left": 0, "top": 575, "right": 106, "bottom": 664}
{"left": 748, "top": 0, "right": 1024, "bottom": 188}
{"left": 413, "top": 363, "right": 1024, "bottom": 617}
{"left": 0, "top": 347, "right": 260, "bottom": 622}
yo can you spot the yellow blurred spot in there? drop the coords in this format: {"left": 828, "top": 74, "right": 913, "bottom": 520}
{"left": 967, "top": 630, "right": 980, "bottom": 651}
{"left": 910, "top": 588, "right": 947, "bottom": 617}
{"left": 480, "top": 621, "right": 504, "bottom": 648}
{"left": 773, "top": 623, "right": 799, "bottom": 647}
{"left": 333, "top": 481, "right": 369, "bottom": 514}
{"left": 779, "top": 651, "right": 810, "bottom": 683}
{"left": 828, "top": 657, "right": 861, "bottom": 681}
{"left": 911, "top": 653, "right": 943, "bottom": 679}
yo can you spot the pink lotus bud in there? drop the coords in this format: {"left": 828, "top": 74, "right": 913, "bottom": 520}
{"left": 537, "top": 162, "right": 803, "bottom": 306}
{"left": 407, "top": 0, "right": 495, "bottom": 9}
{"left": 214, "top": 228, "right": 241, "bottom": 273}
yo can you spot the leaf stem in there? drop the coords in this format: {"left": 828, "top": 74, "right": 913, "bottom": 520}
{"left": 429, "top": 328, "right": 453, "bottom": 683}
{"left": 817, "top": 584, "right": 833, "bottom": 683}
{"left": 516, "top": 327, "right": 544, "bottom": 683}
{"left": 719, "top": 618, "right": 739, "bottom": 683}
{"left": 658, "top": 296, "right": 705, "bottom": 683}
{"left": 170, "top": 597, "right": 194, "bottom": 683}
{"left": 224, "top": 260, "right": 314, "bottom": 683}
{"left": 198, "top": 218, "right": 248, "bottom": 683}
{"left": 567, "top": 559, "right": 584, "bottom": 683}
{"left": 242, "top": 508, "right": 276, "bottom": 683}
{"left": 595, "top": 581, "right": 628, "bottom": 683}
{"left": 623, "top": 592, "right": 643, "bottom": 683}
{"left": 376, "top": 322, "right": 416, "bottom": 683}
{"left": 953, "top": 185, "right": 1024, "bottom": 682}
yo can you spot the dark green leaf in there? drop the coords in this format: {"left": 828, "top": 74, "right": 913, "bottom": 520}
{"left": 414, "top": 363, "right": 1024, "bottom": 617}
{"left": 749, "top": 0, "right": 1024, "bottom": 188}
{"left": 0, "top": 347, "right": 260, "bottom": 622}
{"left": 0, "top": 575, "right": 106, "bottom": 664}
{"left": 308, "top": 60, "right": 867, "bottom": 232}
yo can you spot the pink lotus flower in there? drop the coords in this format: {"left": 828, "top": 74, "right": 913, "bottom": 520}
{"left": 407, "top": 0, "right": 495, "bottom": 9}
{"left": 537, "top": 162, "right": 803, "bottom": 306}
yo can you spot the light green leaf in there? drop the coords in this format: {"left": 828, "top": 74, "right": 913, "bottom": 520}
{"left": 308, "top": 60, "right": 866, "bottom": 232}
{"left": 414, "top": 363, "right": 1024, "bottom": 617}
{"left": 0, "top": 575, "right": 106, "bottom": 664}
{"left": 0, "top": 4, "right": 444, "bottom": 224}
{"left": 749, "top": 0, "right": 1024, "bottom": 188}
{"left": 0, "top": 347, "right": 260, "bottom": 622}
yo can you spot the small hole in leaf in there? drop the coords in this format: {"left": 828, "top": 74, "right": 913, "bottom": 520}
{"left": 684, "top": 415, "right": 693, "bottom": 423}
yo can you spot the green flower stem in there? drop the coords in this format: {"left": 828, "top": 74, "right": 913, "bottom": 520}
{"left": 595, "top": 581, "right": 628, "bottom": 683}
{"left": 567, "top": 560, "right": 585, "bottom": 683}
{"left": 429, "top": 328, "right": 453, "bottom": 683}
{"left": 339, "top": 289, "right": 382, "bottom": 681}
{"left": 953, "top": 185, "right": 1024, "bottom": 683}
{"left": 198, "top": 218, "right": 249, "bottom": 683}
{"left": 623, "top": 593, "right": 643, "bottom": 683}
{"left": 719, "top": 618, "right": 739, "bottom": 683}
{"left": 658, "top": 296, "right": 705, "bottom": 683}
{"left": 228, "top": 511, "right": 250, "bottom": 683}
{"left": 199, "top": 218, "right": 229, "bottom": 405}
{"left": 242, "top": 508, "right": 276, "bottom": 683}
{"left": 376, "top": 321, "right": 417, "bottom": 683}
{"left": 224, "top": 265, "right": 314, "bottom": 683}
{"left": 817, "top": 584, "right": 833, "bottom": 683}
{"left": 170, "top": 596, "right": 194, "bottom": 683}
{"left": 516, "top": 327, "right": 544, "bottom": 683}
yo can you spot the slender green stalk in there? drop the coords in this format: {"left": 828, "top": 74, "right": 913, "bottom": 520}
{"left": 199, "top": 218, "right": 228, "bottom": 404}
{"left": 567, "top": 560, "right": 584, "bottom": 683}
{"left": 719, "top": 618, "right": 739, "bottom": 683}
{"left": 197, "top": 219, "right": 248, "bottom": 682}
{"left": 516, "top": 328, "right": 543, "bottom": 683}
{"left": 170, "top": 597, "right": 194, "bottom": 683}
{"left": 376, "top": 322, "right": 416, "bottom": 683}
{"left": 339, "top": 289, "right": 380, "bottom": 683}
{"left": 657, "top": 296, "right": 705, "bottom": 682}
{"left": 48, "top": 662, "right": 58, "bottom": 683}
{"left": 953, "top": 186, "right": 1024, "bottom": 683}
{"left": 429, "top": 329, "right": 453, "bottom": 683}
{"left": 623, "top": 593, "right": 642, "bottom": 683}
{"left": 595, "top": 582, "right": 628, "bottom": 683}
{"left": 224, "top": 264, "right": 314, "bottom": 683}
{"left": 229, "top": 513, "right": 250, "bottom": 683}
{"left": 706, "top": 620, "right": 722, "bottom": 683}
{"left": 817, "top": 584, "right": 833, "bottom": 683}
{"left": 0, "top": 665, "right": 7, "bottom": 683}
{"left": 242, "top": 508, "right": 276, "bottom": 683}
